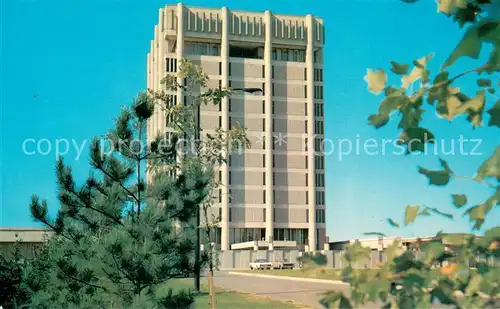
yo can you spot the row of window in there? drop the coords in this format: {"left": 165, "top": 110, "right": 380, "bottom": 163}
{"left": 315, "top": 155, "right": 325, "bottom": 170}
{"left": 206, "top": 228, "right": 311, "bottom": 246}
{"left": 316, "top": 173, "right": 325, "bottom": 188}
{"left": 316, "top": 209, "right": 326, "bottom": 223}
{"left": 314, "top": 120, "right": 324, "bottom": 135}
{"left": 314, "top": 68, "right": 324, "bottom": 82}
{"left": 185, "top": 42, "right": 221, "bottom": 56}
{"left": 166, "top": 58, "right": 178, "bottom": 73}
{"left": 272, "top": 48, "right": 306, "bottom": 62}
{"left": 314, "top": 85, "right": 324, "bottom": 100}
{"left": 316, "top": 191, "right": 326, "bottom": 206}
{"left": 166, "top": 59, "right": 324, "bottom": 84}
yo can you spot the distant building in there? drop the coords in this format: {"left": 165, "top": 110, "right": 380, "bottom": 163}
{"left": 146, "top": 3, "right": 326, "bottom": 251}
{"left": 0, "top": 228, "right": 52, "bottom": 258}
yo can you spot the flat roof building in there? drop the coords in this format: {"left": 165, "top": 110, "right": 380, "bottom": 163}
{"left": 146, "top": 3, "right": 326, "bottom": 251}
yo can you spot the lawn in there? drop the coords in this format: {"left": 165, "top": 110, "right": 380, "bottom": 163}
{"left": 237, "top": 267, "right": 376, "bottom": 281}
{"left": 164, "top": 279, "right": 307, "bottom": 309}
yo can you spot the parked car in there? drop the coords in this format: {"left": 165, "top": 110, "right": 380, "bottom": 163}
{"left": 249, "top": 259, "right": 272, "bottom": 270}
{"left": 271, "top": 260, "right": 295, "bottom": 269}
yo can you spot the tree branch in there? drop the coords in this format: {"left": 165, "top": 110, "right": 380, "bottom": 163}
{"left": 452, "top": 174, "right": 497, "bottom": 189}
{"left": 65, "top": 185, "right": 124, "bottom": 226}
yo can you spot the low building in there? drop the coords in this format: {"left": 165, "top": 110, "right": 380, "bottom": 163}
{"left": 0, "top": 227, "right": 52, "bottom": 258}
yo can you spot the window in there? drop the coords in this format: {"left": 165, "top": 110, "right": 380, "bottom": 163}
{"left": 262, "top": 101, "right": 265, "bottom": 114}
{"left": 219, "top": 116, "right": 222, "bottom": 128}
{"left": 315, "top": 121, "right": 324, "bottom": 135}
{"left": 262, "top": 83, "right": 265, "bottom": 95}
{"left": 306, "top": 209, "right": 309, "bottom": 223}
{"left": 272, "top": 119, "right": 275, "bottom": 132}
{"left": 305, "top": 103, "right": 307, "bottom": 116}
{"left": 229, "top": 171, "right": 232, "bottom": 185}
{"left": 272, "top": 101, "right": 275, "bottom": 114}
{"left": 229, "top": 208, "right": 232, "bottom": 221}
{"left": 219, "top": 208, "right": 222, "bottom": 220}
{"left": 304, "top": 138, "right": 308, "bottom": 151}
{"left": 263, "top": 154, "right": 266, "bottom": 167}
{"left": 229, "top": 189, "right": 232, "bottom": 203}
{"left": 271, "top": 48, "right": 305, "bottom": 62}
{"left": 272, "top": 155, "right": 276, "bottom": 168}
{"left": 263, "top": 172, "right": 266, "bottom": 185}
{"left": 262, "top": 119, "right": 265, "bottom": 131}
{"left": 306, "top": 192, "right": 309, "bottom": 204}
{"left": 263, "top": 190, "right": 266, "bottom": 203}
{"left": 262, "top": 65, "right": 265, "bottom": 78}
{"left": 229, "top": 116, "right": 232, "bottom": 126}
{"left": 229, "top": 155, "right": 232, "bottom": 166}
{"left": 218, "top": 189, "right": 222, "bottom": 203}
{"left": 273, "top": 208, "right": 276, "bottom": 222}
{"left": 229, "top": 63, "right": 232, "bottom": 76}
{"left": 219, "top": 170, "right": 222, "bottom": 182}
{"left": 229, "top": 80, "right": 232, "bottom": 88}
{"left": 305, "top": 156, "right": 308, "bottom": 169}
{"left": 304, "top": 85, "right": 307, "bottom": 98}
{"left": 263, "top": 137, "right": 266, "bottom": 150}
{"left": 272, "top": 172, "right": 276, "bottom": 185}
{"left": 304, "top": 68, "right": 307, "bottom": 80}
{"left": 219, "top": 62, "right": 222, "bottom": 75}
{"left": 263, "top": 208, "right": 266, "bottom": 222}
{"left": 166, "top": 58, "right": 177, "bottom": 73}
{"left": 219, "top": 101, "right": 222, "bottom": 112}
{"left": 273, "top": 190, "right": 276, "bottom": 203}
{"left": 272, "top": 66, "right": 275, "bottom": 79}
{"left": 185, "top": 42, "right": 221, "bottom": 56}
{"left": 272, "top": 83, "right": 275, "bottom": 96}
{"left": 305, "top": 173, "right": 308, "bottom": 186}
{"left": 304, "top": 120, "right": 308, "bottom": 133}
{"left": 229, "top": 99, "right": 232, "bottom": 112}
{"left": 229, "top": 45, "right": 263, "bottom": 59}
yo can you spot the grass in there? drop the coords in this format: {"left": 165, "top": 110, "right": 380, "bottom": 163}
{"left": 237, "top": 267, "right": 376, "bottom": 281}
{"left": 164, "top": 279, "right": 308, "bottom": 309}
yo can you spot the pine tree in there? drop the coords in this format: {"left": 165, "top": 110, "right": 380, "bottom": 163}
{"left": 25, "top": 92, "right": 212, "bottom": 308}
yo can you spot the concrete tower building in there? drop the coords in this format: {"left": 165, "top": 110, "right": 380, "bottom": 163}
{"left": 147, "top": 3, "right": 326, "bottom": 251}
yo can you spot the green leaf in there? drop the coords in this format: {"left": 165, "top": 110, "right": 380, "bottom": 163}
{"left": 398, "top": 105, "right": 425, "bottom": 130}
{"left": 465, "top": 192, "right": 499, "bottom": 230}
{"left": 363, "top": 232, "right": 387, "bottom": 237}
{"left": 484, "top": 226, "right": 500, "bottom": 240}
{"left": 390, "top": 61, "right": 409, "bottom": 75}
{"left": 388, "top": 218, "right": 400, "bottom": 228}
{"left": 477, "top": 78, "right": 491, "bottom": 87}
{"left": 486, "top": 46, "right": 500, "bottom": 72}
{"left": 425, "top": 207, "right": 454, "bottom": 219}
{"left": 443, "top": 23, "right": 482, "bottom": 69}
{"left": 402, "top": 54, "right": 433, "bottom": 89}
{"left": 368, "top": 113, "right": 389, "bottom": 129}
{"left": 487, "top": 87, "right": 496, "bottom": 94}
{"left": 405, "top": 205, "right": 421, "bottom": 225}
{"left": 418, "top": 160, "right": 453, "bottom": 186}
{"left": 364, "top": 69, "right": 387, "bottom": 94}
{"left": 417, "top": 170, "right": 448, "bottom": 185}
{"left": 475, "top": 146, "right": 500, "bottom": 181}
{"left": 398, "top": 127, "right": 435, "bottom": 153}
{"left": 452, "top": 194, "right": 467, "bottom": 208}
{"left": 487, "top": 100, "right": 500, "bottom": 128}
{"left": 436, "top": 0, "right": 467, "bottom": 15}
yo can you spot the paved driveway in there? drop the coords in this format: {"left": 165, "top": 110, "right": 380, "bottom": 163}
{"left": 213, "top": 271, "right": 352, "bottom": 308}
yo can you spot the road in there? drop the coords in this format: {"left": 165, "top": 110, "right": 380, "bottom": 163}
{"left": 213, "top": 271, "right": 352, "bottom": 308}
{"left": 212, "top": 271, "right": 460, "bottom": 309}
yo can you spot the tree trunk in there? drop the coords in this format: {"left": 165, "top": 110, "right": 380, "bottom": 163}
{"left": 206, "top": 269, "right": 216, "bottom": 309}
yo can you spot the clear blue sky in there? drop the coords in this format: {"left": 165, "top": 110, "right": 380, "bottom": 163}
{"left": 1, "top": 0, "right": 498, "bottom": 241}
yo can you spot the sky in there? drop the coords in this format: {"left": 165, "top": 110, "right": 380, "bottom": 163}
{"left": 1, "top": 0, "right": 499, "bottom": 241}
